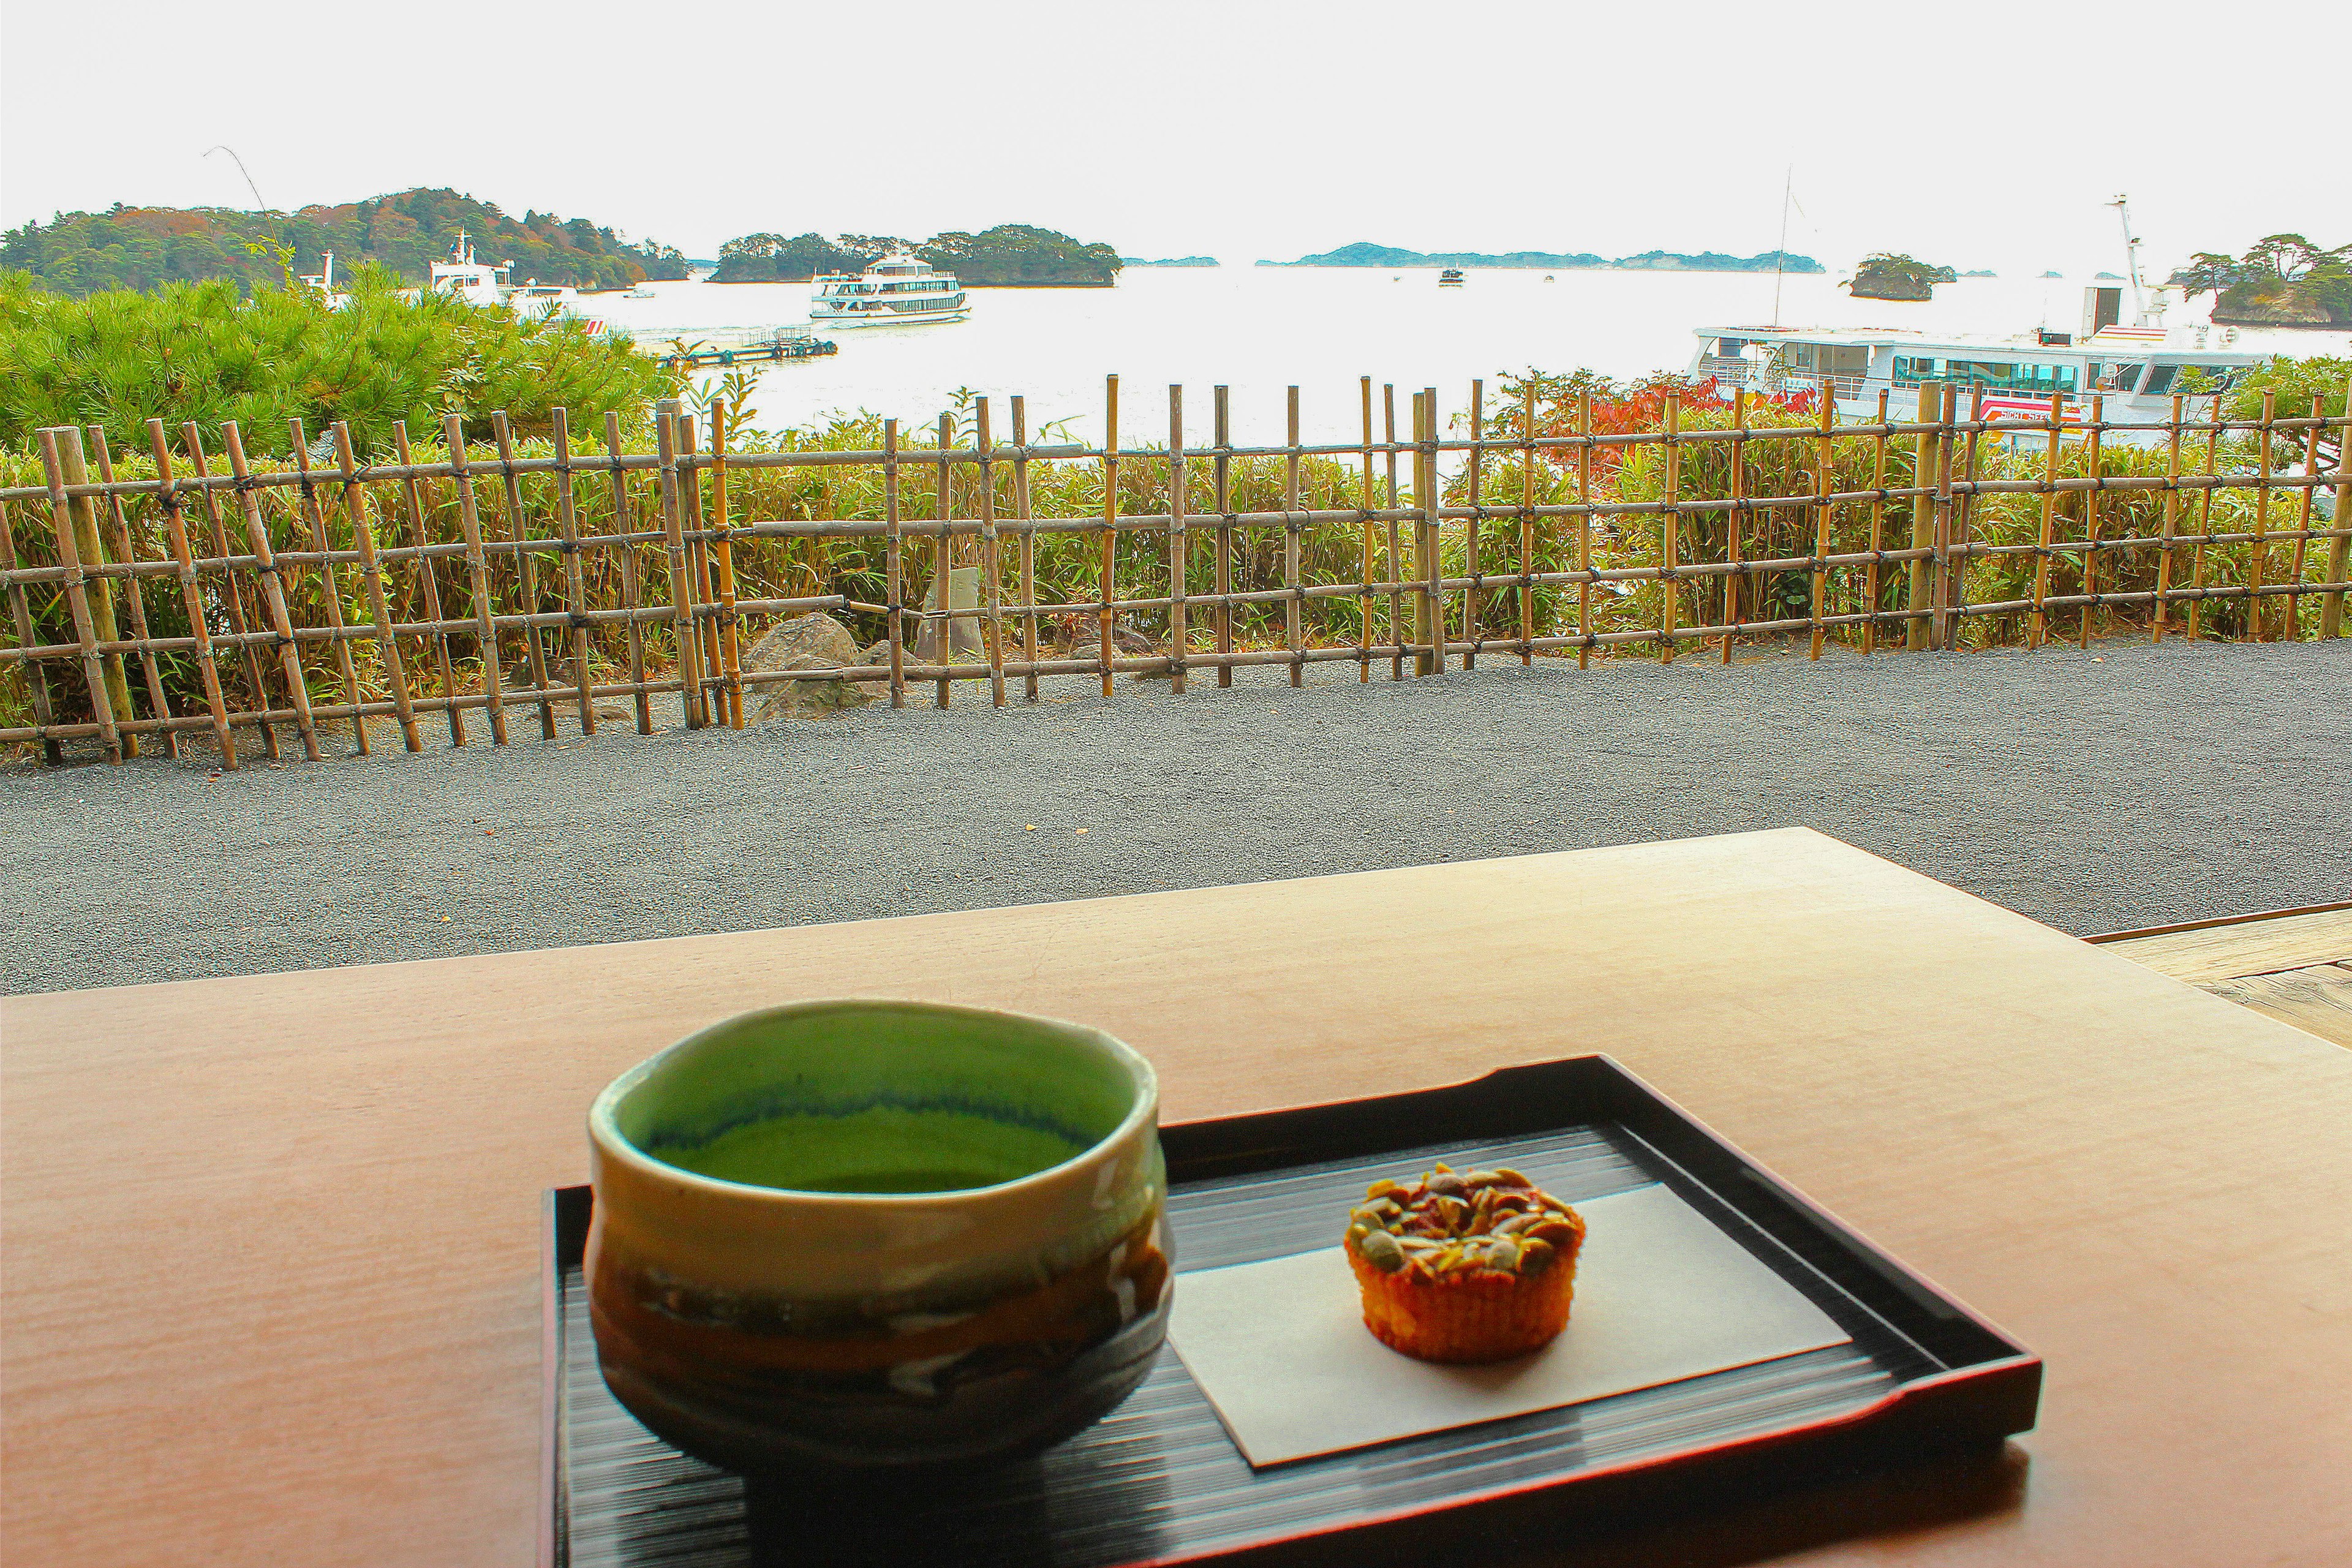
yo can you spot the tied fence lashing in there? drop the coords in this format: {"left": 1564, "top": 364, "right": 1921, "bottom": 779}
{"left": 2, "top": 375, "right": 2347, "bottom": 767}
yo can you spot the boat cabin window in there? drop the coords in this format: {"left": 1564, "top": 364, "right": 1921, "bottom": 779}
{"left": 1893, "top": 356, "right": 2078, "bottom": 394}
{"left": 2092, "top": 363, "right": 2146, "bottom": 393}
{"left": 1784, "top": 343, "right": 1870, "bottom": 374}
{"left": 2140, "top": 364, "right": 2240, "bottom": 396}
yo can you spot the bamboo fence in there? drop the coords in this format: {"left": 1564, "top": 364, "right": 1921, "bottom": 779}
{"left": 2, "top": 379, "right": 2346, "bottom": 768}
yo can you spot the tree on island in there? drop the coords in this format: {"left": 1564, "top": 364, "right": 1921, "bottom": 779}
{"left": 0, "top": 189, "right": 688, "bottom": 298}
{"left": 2169, "top": 235, "right": 2351, "bottom": 328}
{"left": 712, "top": 225, "right": 1120, "bottom": 285}
{"left": 1847, "top": 254, "right": 1957, "bottom": 302}
{"left": 712, "top": 233, "right": 905, "bottom": 282}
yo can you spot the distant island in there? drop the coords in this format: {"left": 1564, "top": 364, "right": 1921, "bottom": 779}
{"left": 1960, "top": 270, "right": 1997, "bottom": 278}
{"left": 1257, "top": 241, "right": 1824, "bottom": 273}
{"left": 715, "top": 225, "right": 1120, "bottom": 286}
{"left": 1849, "top": 254, "right": 1958, "bottom": 302}
{"left": 2169, "top": 234, "right": 2351, "bottom": 328}
{"left": 1121, "top": 255, "right": 1219, "bottom": 268}
{"left": 0, "top": 188, "right": 689, "bottom": 297}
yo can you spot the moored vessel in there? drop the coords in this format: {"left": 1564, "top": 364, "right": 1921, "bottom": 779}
{"left": 424, "top": 230, "right": 602, "bottom": 330}
{"left": 1685, "top": 303, "right": 2263, "bottom": 442}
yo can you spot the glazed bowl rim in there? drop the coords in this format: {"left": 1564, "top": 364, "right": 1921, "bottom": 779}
{"left": 589, "top": 997, "right": 1159, "bottom": 1207}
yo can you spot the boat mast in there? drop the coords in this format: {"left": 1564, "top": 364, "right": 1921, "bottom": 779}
{"left": 1771, "top": 166, "right": 1792, "bottom": 329}
{"left": 2107, "top": 195, "right": 2146, "bottom": 325}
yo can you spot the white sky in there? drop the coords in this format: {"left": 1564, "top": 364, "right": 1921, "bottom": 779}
{"left": 4, "top": 0, "right": 2345, "bottom": 278}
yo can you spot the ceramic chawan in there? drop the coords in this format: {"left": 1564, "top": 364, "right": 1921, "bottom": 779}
{"left": 586, "top": 999, "right": 1169, "bottom": 1474}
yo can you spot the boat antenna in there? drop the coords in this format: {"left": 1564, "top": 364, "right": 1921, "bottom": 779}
{"left": 203, "top": 146, "right": 270, "bottom": 213}
{"left": 2107, "top": 194, "right": 2146, "bottom": 325}
{"left": 1771, "top": 165, "right": 1793, "bottom": 329}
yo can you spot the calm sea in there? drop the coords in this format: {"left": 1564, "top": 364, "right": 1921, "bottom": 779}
{"left": 584, "top": 268, "right": 2326, "bottom": 445}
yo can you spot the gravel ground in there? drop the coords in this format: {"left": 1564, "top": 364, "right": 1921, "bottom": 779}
{"left": 5, "top": 638, "right": 2347, "bottom": 995}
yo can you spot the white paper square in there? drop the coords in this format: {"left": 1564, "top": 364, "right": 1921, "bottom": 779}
{"left": 1164, "top": 1183, "right": 1851, "bottom": 1466}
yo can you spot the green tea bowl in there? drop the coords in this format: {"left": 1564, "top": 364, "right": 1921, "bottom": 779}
{"left": 586, "top": 999, "right": 1169, "bottom": 1475}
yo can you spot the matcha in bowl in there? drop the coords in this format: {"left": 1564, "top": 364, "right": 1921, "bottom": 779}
{"left": 586, "top": 999, "right": 1169, "bottom": 1474}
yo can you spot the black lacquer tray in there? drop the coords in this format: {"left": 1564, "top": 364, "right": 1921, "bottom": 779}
{"left": 540, "top": 1056, "right": 2039, "bottom": 1567}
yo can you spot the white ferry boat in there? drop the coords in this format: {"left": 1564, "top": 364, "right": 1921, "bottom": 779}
{"left": 1438, "top": 268, "right": 1466, "bottom": 287}
{"left": 807, "top": 252, "right": 968, "bottom": 328}
{"left": 1687, "top": 199, "right": 2267, "bottom": 440}
{"left": 1685, "top": 309, "right": 2263, "bottom": 437}
{"left": 426, "top": 230, "right": 601, "bottom": 328}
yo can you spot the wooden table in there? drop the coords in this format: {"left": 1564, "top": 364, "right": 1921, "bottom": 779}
{"left": 6, "top": 829, "right": 2348, "bottom": 1567}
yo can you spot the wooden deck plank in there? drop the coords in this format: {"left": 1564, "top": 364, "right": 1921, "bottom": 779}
{"left": 2101, "top": 908, "right": 2352, "bottom": 985}
{"left": 2202, "top": 964, "right": 2352, "bottom": 1050}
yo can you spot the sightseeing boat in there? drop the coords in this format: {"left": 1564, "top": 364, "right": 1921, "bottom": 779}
{"left": 808, "top": 252, "right": 970, "bottom": 328}
{"left": 1438, "top": 268, "right": 1466, "bottom": 287}
{"left": 1684, "top": 312, "right": 2263, "bottom": 439}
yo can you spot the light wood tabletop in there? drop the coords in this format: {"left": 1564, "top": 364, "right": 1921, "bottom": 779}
{"left": 5, "top": 828, "right": 2348, "bottom": 1568}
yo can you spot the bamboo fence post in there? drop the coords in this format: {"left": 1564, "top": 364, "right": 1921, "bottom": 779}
{"left": 1219, "top": 385, "right": 1237, "bottom": 688}
{"left": 1359, "top": 377, "right": 1376, "bottom": 680}
{"left": 935, "top": 412, "right": 955, "bottom": 709}
{"left": 185, "top": 425, "right": 279, "bottom": 759}
{"left": 2030, "top": 392, "right": 2062, "bottom": 649}
{"left": 1384, "top": 383, "right": 1403, "bottom": 679}
{"left": 1464, "top": 377, "right": 1482, "bottom": 669}
{"left": 0, "top": 499, "right": 65, "bottom": 764}
{"left": 443, "top": 413, "right": 510, "bottom": 744}
{"left": 1166, "top": 386, "right": 1187, "bottom": 696}
{"left": 392, "top": 421, "right": 462, "bottom": 746}
{"left": 1577, "top": 390, "right": 1594, "bottom": 670}
{"left": 679, "top": 415, "right": 725, "bottom": 719}
{"left": 1934, "top": 384, "right": 1960, "bottom": 652}
{"left": 2155, "top": 394, "right": 2184, "bottom": 641}
{"left": 979, "top": 396, "right": 1007, "bottom": 706}
{"left": 1099, "top": 374, "right": 1119, "bottom": 698}
{"left": 1863, "top": 390, "right": 1890, "bottom": 655}
{"left": 222, "top": 422, "right": 322, "bottom": 760}
{"left": 2079, "top": 394, "right": 2104, "bottom": 650}
{"left": 1285, "top": 385, "right": 1304, "bottom": 687}
{"left": 2250, "top": 390, "right": 2274, "bottom": 642}
{"left": 1014, "top": 397, "right": 1038, "bottom": 701}
{"left": 2325, "top": 377, "right": 2352, "bottom": 641}
{"left": 331, "top": 422, "right": 420, "bottom": 752}
{"left": 1907, "top": 381, "right": 1942, "bottom": 650}
{"left": 709, "top": 401, "right": 743, "bottom": 728}
{"left": 1809, "top": 381, "right": 1832, "bottom": 660}
{"left": 1724, "top": 388, "right": 1747, "bottom": 662}
{"left": 2188, "top": 396, "right": 2222, "bottom": 641}
{"left": 51, "top": 429, "right": 136, "bottom": 748}
{"left": 288, "top": 421, "right": 369, "bottom": 753}
{"left": 86, "top": 429, "right": 176, "bottom": 756}
{"left": 550, "top": 409, "right": 595, "bottom": 733}
{"left": 1425, "top": 386, "right": 1444, "bottom": 674}
{"left": 35, "top": 429, "right": 121, "bottom": 762}
{"left": 1519, "top": 379, "right": 1536, "bottom": 665}
{"left": 652, "top": 404, "right": 704, "bottom": 729}
{"left": 2283, "top": 391, "right": 2322, "bottom": 641}
{"left": 489, "top": 412, "right": 557, "bottom": 739}
{"left": 605, "top": 413, "right": 652, "bottom": 734}
{"left": 1660, "top": 391, "right": 1681, "bottom": 664}
{"left": 1412, "top": 391, "right": 1434, "bottom": 676}
{"left": 884, "top": 418, "right": 905, "bottom": 707}
{"left": 1951, "top": 386, "right": 1984, "bottom": 650}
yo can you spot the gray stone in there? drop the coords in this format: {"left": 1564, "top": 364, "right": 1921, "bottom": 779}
{"left": 739, "top": 612, "right": 874, "bottom": 722}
